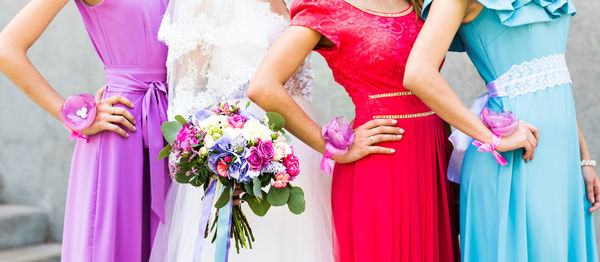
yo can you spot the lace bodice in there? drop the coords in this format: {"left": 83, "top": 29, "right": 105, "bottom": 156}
{"left": 159, "top": 0, "right": 313, "bottom": 119}
{"left": 290, "top": 0, "right": 426, "bottom": 125}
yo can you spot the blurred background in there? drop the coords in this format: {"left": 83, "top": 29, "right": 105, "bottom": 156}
{"left": 0, "top": 0, "right": 598, "bottom": 261}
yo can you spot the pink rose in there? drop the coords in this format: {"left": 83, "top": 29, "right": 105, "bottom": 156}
{"left": 246, "top": 147, "right": 263, "bottom": 171}
{"left": 227, "top": 115, "right": 246, "bottom": 128}
{"left": 258, "top": 139, "right": 274, "bottom": 163}
{"left": 176, "top": 125, "right": 199, "bottom": 151}
{"left": 284, "top": 154, "right": 300, "bottom": 180}
{"left": 480, "top": 107, "right": 518, "bottom": 136}
{"left": 272, "top": 172, "right": 290, "bottom": 188}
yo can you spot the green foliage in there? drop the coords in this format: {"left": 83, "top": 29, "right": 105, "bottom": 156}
{"left": 174, "top": 115, "right": 189, "bottom": 126}
{"left": 242, "top": 193, "right": 271, "bottom": 216}
{"left": 267, "top": 186, "right": 290, "bottom": 207}
{"left": 158, "top": 144, "right": 172, "bottom": 160}
{"left": 161, "top": 121, "right": 183, "bottom": 143}
{"left": 287, "top": 186, "right": 306, "bottom": 214}
{"left": 266, "top": 112, "right": 285, "bottom": 131}
{"left": 252, "top": 177, "right": 263, "bottom": 200}
{"left": 215, "top": 185, "right": 232, "bottom": 209}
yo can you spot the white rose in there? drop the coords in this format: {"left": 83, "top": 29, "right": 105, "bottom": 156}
{"left": 242, "top": 119, "right": 273, "bottom": 141}
{"left": 273, "top": 142, "right": 292, "bottom": 161}
{"left": 199, "top": 147, "right": 207, "bottom": 155}
{"left": 222, "top": 127, "right": 242, "bottom": 140}
{"left": 204, "top": 135, "right": 215, "bottom": 149}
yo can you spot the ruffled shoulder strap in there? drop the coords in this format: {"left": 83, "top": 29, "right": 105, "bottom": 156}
{"left": 290, "top": 0, "right": 341, "bottom": 50}
{"left": 422, "top": 0, "right": 575, "bottom": 27}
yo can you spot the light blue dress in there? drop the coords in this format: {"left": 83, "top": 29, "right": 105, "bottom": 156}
{"left": 422, "top": 0, "right": 598, "bottom": 261}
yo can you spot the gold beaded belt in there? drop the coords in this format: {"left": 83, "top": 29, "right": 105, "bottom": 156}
{"left": 369, "top": 91, "right": 436, "bottom": 119}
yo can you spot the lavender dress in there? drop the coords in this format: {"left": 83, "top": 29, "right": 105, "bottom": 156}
{"left": 62, "top": 0, "right": 170, "bottom": 261}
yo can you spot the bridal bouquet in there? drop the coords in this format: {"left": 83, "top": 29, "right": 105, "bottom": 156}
{"left": 159, "top": 101, "right": 305, "bottom": 256}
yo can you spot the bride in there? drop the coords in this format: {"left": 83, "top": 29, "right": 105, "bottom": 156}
{"left": 149, "top": 0, "right": 335, "bottom": 261}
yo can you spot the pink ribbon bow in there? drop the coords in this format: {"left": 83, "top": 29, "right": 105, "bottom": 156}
{"left": 320, "top": 147, "right": 337, "bottom": 175}
{"left": 472, "top": 133, "right": 507, "bottom": 166}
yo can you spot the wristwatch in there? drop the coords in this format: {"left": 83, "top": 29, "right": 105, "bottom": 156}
{"left": 581, "top": 160, "right": 597, "bottom": 168}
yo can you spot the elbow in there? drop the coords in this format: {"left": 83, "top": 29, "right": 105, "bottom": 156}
{"left": 0, "top": 41, "right": 10, "bottom": 66}
{"left": 403, "top": 63, "right": 437, "bottom": 93}
{"left": 403, "top": 66, "right": 422, "bottom": 92}
{"left": 247, "top": 78, "right": 268, "bottom": 106}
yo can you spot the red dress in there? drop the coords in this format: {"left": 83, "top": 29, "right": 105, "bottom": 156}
{"left": 290, "top": 0, "right": 459, "bottom": 261}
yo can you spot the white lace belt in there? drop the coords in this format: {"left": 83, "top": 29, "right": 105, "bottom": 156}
{"left": 486, "top": 54, "right": 572, "bottom": 98}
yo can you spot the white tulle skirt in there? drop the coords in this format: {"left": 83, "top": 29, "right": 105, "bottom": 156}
{"left": 149, "top": 96, "right": 335, "bottom": 262}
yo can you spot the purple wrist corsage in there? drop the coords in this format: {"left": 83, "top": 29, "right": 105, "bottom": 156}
{"left": 321, "top": 116, "right": 355, "bottom": 175}
{"left": 59, "top": 94, "right": 97, "bottom": 142}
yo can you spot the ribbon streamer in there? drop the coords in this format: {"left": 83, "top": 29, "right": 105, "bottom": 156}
{"left": 447, "top": 93, "right": 490, "bottom": 183}
{"left": 215, "top": 185, "right": 234, "bottom": 262}
{"left": 192, "top": 180, "right": 218, "bottom": 262}
{"left": 320, "top": 151, "right": 335, "bottom": 175}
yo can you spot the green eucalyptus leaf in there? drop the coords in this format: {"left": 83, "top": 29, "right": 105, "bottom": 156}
{"left": 189, "top": 175, "right": 203, "bottom": 187}
{"left": 175, "top": 171, "right": 191, "bottom": 184}
{"left": 161, "top": 121, "right": 183, "bottom": 143}
{"left": 244, "top": 183, "right": 254, "bottom": 197}
{"left": 242, "top": 193, "right": 270, "bottom": 216}
{"left": 287, "top": 186, "right": 306, "bottom": 214}
{"left": 260, "top": 174, "right": 272, "bottom": 187}
{"left": 174, "top": 115, "right": 189, "bottom": 126}
{"left": 158, "top": 144, "right": 172, "bottom": 160}
{"left": 266, "top": 112, "right": 285, "bottom": 131}
{"left": 252, "top": 177, "right": 263, "bottom": 200}
{"left": 215, "top": 185, "right": 232, "bottom": 209}
{"left": 267, "top": 186, "right": 290, "bottom": 207}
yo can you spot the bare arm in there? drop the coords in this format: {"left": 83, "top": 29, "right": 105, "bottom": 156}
{"left": 0, "top": 0, "right": 70, "bottom": 120}
{"left": 0, "top": 0, "right": 136, "bottom": 137}
{"left": 248, "top": 26, "right": 403, "bottom": 163}
{"left": 404, "top": 0, "right": 539, "bottom": 160}
{"left": 578, "top": 120, "right": 600, "bottom": 212}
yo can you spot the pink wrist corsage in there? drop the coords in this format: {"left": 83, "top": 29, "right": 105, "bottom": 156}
{"left": 321, "top": 116, "right": 355, "bottom": 175}
{"left": 473, "top": 108, "right": 518, "bottom": 166}
{"left": 59, "top": 94, "right": 97, "bottom": 142}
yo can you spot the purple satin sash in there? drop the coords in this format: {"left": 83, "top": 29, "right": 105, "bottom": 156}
{"left": 105, "top": 65, "right": 171, "bottom": 223}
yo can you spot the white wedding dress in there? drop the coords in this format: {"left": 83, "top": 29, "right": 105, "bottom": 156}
{"left": 149, "top": 0, "right": 335, "bottom": 261}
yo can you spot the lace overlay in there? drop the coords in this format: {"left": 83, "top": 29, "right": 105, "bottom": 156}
{"left": 290, "top": 0, "right": 427, "bottom": 125}
{"left": 487, "top": 54, "right": 572, "bottom": 98}
{"left": 159, "top": 0, "right": 313, "bottom": 119}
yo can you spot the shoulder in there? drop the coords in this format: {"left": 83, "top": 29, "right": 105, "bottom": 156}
{"left": 290, "top": 0, "right": 343, "bottom": 20}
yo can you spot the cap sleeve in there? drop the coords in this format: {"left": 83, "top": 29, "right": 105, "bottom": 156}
{"left": 423, "top": 0, "right": 575, "bottom": 28}
{"left": 290, "top": 0, "right": 341, "bottom": 51}
{"left": 422, "top": 0, "right": 465, "bottom": 52}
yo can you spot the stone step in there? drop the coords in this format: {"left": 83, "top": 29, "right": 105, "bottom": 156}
{"left": 0, "top": 205, "right": 47, "bottom": 249}
{"left": 0, "top": 243, "right": 61, "bottom": 262}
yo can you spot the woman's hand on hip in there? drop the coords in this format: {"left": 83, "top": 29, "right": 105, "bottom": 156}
{"left": 334, "top": 119, "right": 404, "bottom": 164}
{"left": 496, "top": 120, "right": 539, "bottom": 162}
{"left": 81, "top": 86, "right": 136, "bottom": 138}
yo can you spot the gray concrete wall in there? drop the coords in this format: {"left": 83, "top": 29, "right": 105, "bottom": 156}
{"left": 0, "top": 0, "right": 598, "bottom": 251}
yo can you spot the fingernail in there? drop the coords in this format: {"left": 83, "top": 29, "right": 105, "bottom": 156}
{"left": 398, "top": 128, "right": 404, "bottom": 132}
{"left": 397, "top": 135, "right": 403, "bottom": 138}
{"left": 391, "top": 120, "right": 398, "bottom": 124}
{"left": 133, "top": 126, "right": 137, "bottom": 131}
{"left": 126, "top": 133, "right": 130, "bottom": 138}
{"left": 390, "top": 149, "right": 395, "bottom": 153}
